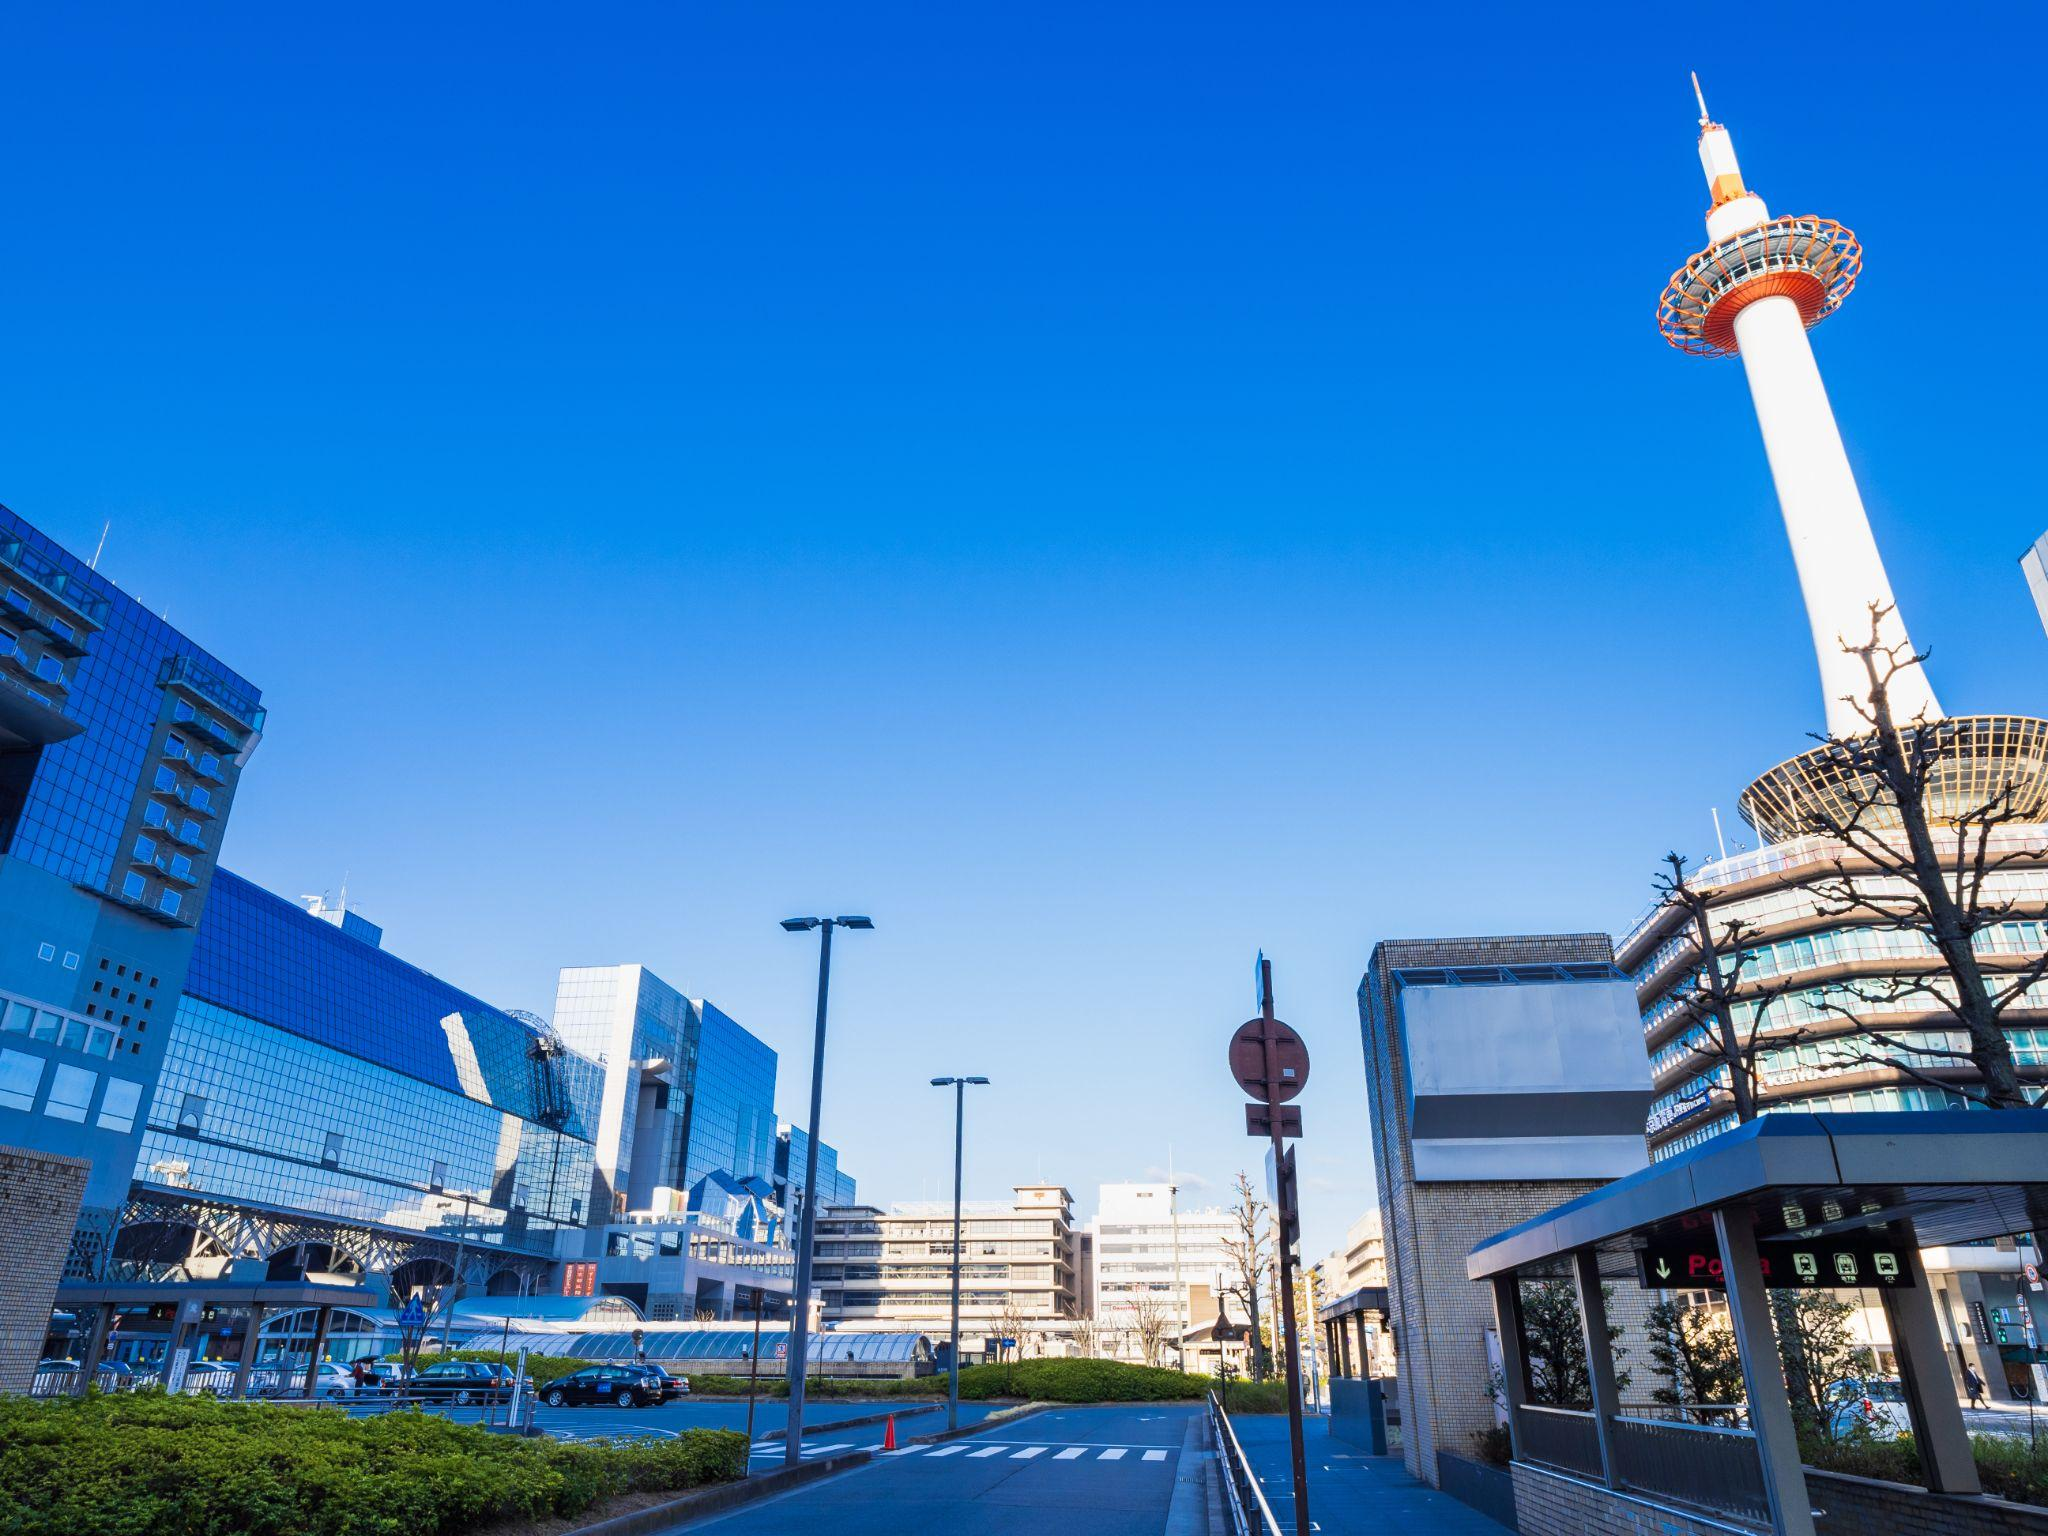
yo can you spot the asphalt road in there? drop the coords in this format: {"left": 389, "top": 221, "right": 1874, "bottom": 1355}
{"left": 695, "top": 1403, "right": 1205, "bottom": 1536}
{"left": 341, "top": 1393, "right": 1003, "bottom": 1443}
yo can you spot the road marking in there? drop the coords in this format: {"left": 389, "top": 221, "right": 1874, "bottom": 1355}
{"left": 1143, "top": 1450, "right": 1168, "bottom": 1462}
{"left": 1099, "top": 1448, "right": 1127, "bottom": 1461}
{"left": 968, "top": 1445, "right": 1005, "bottom": 1458}
{"left": 880, "top": 1445, "right": 921, "bottom": 1456}
{"left": 802, "top": 1443, "right": 853, "bottom": 1456}
{"left": 1010, "top": 1446, "right": 1046, "bottom": 1459}
{"left": 926, "top": 1445, "right": 967, "bottom": 1458}
{"left": 1055, "top": 1447, "right": 1086, "bottom": 1460}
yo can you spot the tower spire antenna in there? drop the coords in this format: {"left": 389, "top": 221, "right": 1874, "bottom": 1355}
{"left": 1690, "top": 70, "right": 1711, "bottom": 129}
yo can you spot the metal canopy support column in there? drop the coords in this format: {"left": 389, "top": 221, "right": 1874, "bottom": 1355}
{"left": 301, "top": 1305, "right": 333, "bottom": 1400}
{"left": 1490, "top": 1276, "right": 1531, "bottom": 1462}
{"left": 1713, "top": 1206, "right": 1816, "bottom": 1536}
{"left": 1880, "top": 1233, "right": 1980, "bottom": 1494}
{"left": 1571, "top": 1248, "right": 1622, "bottom": 1489}
{"left": 233, "top": 1305, "right": 266, "bottom": 1401}
{"left": 75, "top": 1304, "right": 114, "bottom": 1397}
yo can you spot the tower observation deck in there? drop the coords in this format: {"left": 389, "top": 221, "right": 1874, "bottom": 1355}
{"left": 1660, "top": 78, "right": 2048, "bottom": 842}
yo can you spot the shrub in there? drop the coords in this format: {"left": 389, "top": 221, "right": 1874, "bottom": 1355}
{"left": 954, "top": 1358, "right": 1212, "bottom": 1404}
{"left": 1211, "top": 1380, "right": 1289, "bottom": 1415}
{"left": 1471, "top": 1423, "right": 1513, "bottom": 1467}
{"left": 0, "top": 1391, "right": 745, "bottom": 1536}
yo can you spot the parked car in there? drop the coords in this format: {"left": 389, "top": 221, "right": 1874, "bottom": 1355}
{"left": 1826, "top": 1377, "right": 1910, "bottom": 1440}
{"left": 410, "top": 1360, "right": 528, "bottom": 1405}
{"left": 177, "top": 1361, "right": 243, "bottom": 1398}
{"left": 362, "top": 1361, "right": 416, "bottom": 1396}
{"left": 251, "top": 1361, "right": 358, "bottom": 1400}
{"left": 541, "top": 1364, "right": 666, "bottom": 1408}
{"left": 637, "top": 1365, "right": 690, "bottom": 1400}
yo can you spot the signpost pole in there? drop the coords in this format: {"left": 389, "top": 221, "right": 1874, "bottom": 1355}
{"left": 1258, "top": 961, "right": 1312, "bottom": 1536}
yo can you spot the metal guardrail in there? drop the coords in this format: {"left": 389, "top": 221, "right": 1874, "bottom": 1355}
{"left": 1513, "top": 1403, "right": 1603, "bottom": 1479}
{"left": 24, "top": 1370, "right": 536, "bottom": 1429}
{"left": 1609, "top": 1415, "right": 1771, "bottom": 1527}
{"left": 1208, "top": 1391, "right": 1284, "bottom": 1536}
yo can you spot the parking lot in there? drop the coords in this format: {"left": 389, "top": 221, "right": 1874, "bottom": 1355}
{"left": 337, "top": 1392, "right": 1006, "bottom": 1443}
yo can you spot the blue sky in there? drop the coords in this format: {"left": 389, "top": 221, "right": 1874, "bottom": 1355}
{"left": 0, "top": 5, "right": 2041, "bottom": 1262}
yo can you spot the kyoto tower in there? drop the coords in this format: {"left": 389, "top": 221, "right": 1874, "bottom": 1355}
{"left": 1657, "top": 75, "right": 1939, "bottom": 737}
{"left": 1656, "top": 78, "right": 2048, "bottom": 840}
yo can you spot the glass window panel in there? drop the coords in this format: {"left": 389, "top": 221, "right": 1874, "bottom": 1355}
{"left": 45, "top": 1063, "right": 95, "bottom": 1122}
{"left": 1, "top": 1001, "right": 31, "bottom": 1033}
{"left": 30, "top": 1011, "right": 61, "bottom": 1042}
{"left": 98, "top": 1077, "right": 142, "bottom": 1132}
{"left": 0, "top": 1048, "right": 41, "bottom": 1111}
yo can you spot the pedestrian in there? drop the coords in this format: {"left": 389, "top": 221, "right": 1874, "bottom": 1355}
{"left": 353, "top": 1358, "right": 373, "bottom": 1393}
{"left": 1964, "top": 1363, "right": 1988, "bottom": 1409}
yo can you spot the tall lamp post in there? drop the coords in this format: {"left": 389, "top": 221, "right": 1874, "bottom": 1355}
{"left": 779, "top": 914, "right": 873, "bottom": 1468}
{"left": 930, "top": 1074, "right": 989, "bottom": 1430}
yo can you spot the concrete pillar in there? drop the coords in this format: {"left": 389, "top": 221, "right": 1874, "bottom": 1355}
{"left": 1571, "top": 1248, "right": 1623, "bottom": 1489}
{"left": 75, "top": 1304, "right": 113, "bottom": 1397}
{"left": 302, "top": 1305, "right": 333, "bottom": 1399}
{"left": 1880, "top": 1235, "right": 1980, "bottom": 1495}
{"left": 1713, "top": 1206, "right": 1816, "bottom": 1536}
{"left": 233, "top": 1305, "right": 266, "bottom": 1400}
{"left": 1490, "top": 1276, "right": 1531, "bottom": 1462}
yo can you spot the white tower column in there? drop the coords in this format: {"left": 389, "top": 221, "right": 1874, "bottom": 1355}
{"left": 1732, "top": 294, "right": 1940, "bottom": 734}
{"left": 1660, "top": 80, "right": 1942, "bottom": 737}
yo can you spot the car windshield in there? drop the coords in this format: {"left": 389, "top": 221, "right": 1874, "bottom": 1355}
{"left": 1866, "top": 1381, "right": 1905, "bottom": 1402}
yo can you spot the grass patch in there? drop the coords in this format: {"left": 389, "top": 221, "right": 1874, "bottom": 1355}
{"left": 0, "top": 1390, "right": 746, "bottom": 1536}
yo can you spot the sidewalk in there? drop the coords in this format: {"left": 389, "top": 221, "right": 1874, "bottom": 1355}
{"left": 1228, "top": 1412, "right": 1510, "bottom": 1536}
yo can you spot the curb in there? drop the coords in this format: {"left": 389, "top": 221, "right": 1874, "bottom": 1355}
{"left": 753, "top": 1403, "right": 943, "bottom": 1441}
{"left": 565, "top": 1451, "right": 872, "bottom": 1536}
{"left": 901, "top": 1400, "right": 1055, "bottom": 1446}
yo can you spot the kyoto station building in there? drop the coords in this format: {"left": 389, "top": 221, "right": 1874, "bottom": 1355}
{"left": 0, "top": 500, "right": 865, "bottom": 1391}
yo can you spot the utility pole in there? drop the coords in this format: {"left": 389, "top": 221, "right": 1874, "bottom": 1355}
{"left": 1169, "top": 1168, "right": 1186, "bottom": 1372}
{"left": 931, "top": 1074, "right": 989, "bottom": 1430}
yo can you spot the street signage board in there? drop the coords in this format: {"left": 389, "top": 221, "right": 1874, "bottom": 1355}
{"left": 1246, "top": 1102, "right": 1302, "bottom": 1139}
{"left": 398, "top": 1295, "right": 427, "bottom": 1329}
{"left": 1230, "top": 1018, "right": 1310, "bottom": 1103}
{"left": 1635, "top": 1232, "right": 1914, "bottom": 1290}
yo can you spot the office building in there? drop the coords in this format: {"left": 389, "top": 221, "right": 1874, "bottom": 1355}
{"left": 1317, "top": 1208, "right": 1386, "bottom": 1297}
{"left": 1358, "top": 935, "right": 1653, "bottom": 1490}
{"left": 774, "top": 1120, "right": 857, "bottom": 1238}
{"left": 812, "top": 1185, "right": 1079, "bottom": 1358}
{"left": 1088, "top": 1182, "right": 1238, "bottom": 1365}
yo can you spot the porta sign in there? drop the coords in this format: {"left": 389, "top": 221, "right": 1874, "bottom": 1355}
{"left": 1635, "top": 1233, "right": 1913, "bottom": 1290}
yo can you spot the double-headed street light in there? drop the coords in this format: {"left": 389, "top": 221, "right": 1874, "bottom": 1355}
{"left": 780, "top": 914, "right": 873, "bottom": 1468}
{"left": 930, "top": 1074, "right": 989, "bottom": 1430}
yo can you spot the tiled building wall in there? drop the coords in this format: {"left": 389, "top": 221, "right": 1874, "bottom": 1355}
{"left": 0, "top": 1143, "right": 88, "bottom": 1392}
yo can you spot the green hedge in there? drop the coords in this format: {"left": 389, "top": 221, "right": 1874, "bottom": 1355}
{"left": 1802, "top": 1430, "right": 2048, "bottom": 1507}
{"left": 954, "top": 1358, "right": 1216, "bottom": 1404}
{"left": 0, "top": 1391, "right": 746, "bottom": 1536}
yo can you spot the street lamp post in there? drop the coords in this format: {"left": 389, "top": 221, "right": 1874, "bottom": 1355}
{"left": 779, "top": 914, "right": 873, "bottom": 1468}
{"left": 931, "top": 1074, "right": 989, "bottom": 1430}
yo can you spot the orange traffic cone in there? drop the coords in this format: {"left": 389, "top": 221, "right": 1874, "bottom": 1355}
{"left": 882, "top": 1415, "right": 896, "bottom": 1451}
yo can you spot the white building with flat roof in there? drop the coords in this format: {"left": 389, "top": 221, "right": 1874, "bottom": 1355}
{"left": 1089, "top": 1182, "right": 1240, "bottom": 1367}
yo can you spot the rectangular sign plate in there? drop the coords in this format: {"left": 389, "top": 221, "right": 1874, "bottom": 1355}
{"left": 1635, "top": 1233, "right": 1914, "bottom": 1290}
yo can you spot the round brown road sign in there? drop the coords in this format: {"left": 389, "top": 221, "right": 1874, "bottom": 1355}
{"left": 1229, "top": 1017, "right": 1310, "bottom": 1102}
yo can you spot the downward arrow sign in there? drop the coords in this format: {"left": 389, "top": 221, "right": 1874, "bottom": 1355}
{"left": 1655, "top": 1259, "right": 1671, "bottom": 1279}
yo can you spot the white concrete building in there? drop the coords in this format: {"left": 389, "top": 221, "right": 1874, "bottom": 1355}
{"left": 1088, "top": 1182, "right": 1240, "bottom": 1367}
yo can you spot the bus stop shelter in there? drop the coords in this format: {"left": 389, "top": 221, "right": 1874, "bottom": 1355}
{"left": 1466, "top": 1110, "right": 2048, "bottom": 1536}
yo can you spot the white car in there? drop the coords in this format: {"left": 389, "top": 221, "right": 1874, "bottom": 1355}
{"left": 253, "top": 1361, "right": 358, "bottom": 1399}
{"left": 1825, "top": 1377, "right": 1910, "bottom": 1440}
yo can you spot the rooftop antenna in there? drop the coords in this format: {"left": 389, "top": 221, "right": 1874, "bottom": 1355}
{"left": 1710, "top": 807, "right": 1729, "bottom": 862}
{"left": 89, "top": 522, "right": 109, "bottom": 571}
{"left": 1690, "top": 70, "right": 1711, "bottom": 128}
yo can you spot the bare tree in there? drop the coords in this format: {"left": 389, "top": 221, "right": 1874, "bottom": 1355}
{"left": 1219, "top": 1172, "right": 1271, "bottom": 1382}
{"left": 1130, "top": 1290, "right": 1170, "bottom": 1368}
{"left": 1776, "top": 605, "right": 2045, "bottom": 1108}
{"left": 1069, "top": 1314, "right": 1099, "bottom": 1360}
{"left": 1654, "top": 852, "right": 1803, "bottom": 1122}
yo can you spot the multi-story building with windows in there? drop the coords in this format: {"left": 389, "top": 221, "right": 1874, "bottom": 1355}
{"left": 121, "top": 874, "right": 604, "bottom": 1299}
{"left": 812, "top": 1185, "right": 1078, "bottom": 1358}
{"left": 1317, "top": 1208, "right": 1386, "bottom": 1297}
{"left": 549, "top": 963, "right": 855, "bottom": 1321}
{"left": 0, "top": 501, "right": 266, "bottom": 1301}
{"left": 1088, "top": 1182, "right": 1237, "bottom": 1365}
{"left": 774, "top": 1121, "right": 857, "bottom": 1239}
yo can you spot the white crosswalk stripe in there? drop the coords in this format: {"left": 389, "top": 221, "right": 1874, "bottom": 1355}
{"left": 1011, "top": 1446, "right": 1046, "bottom": 1459}
{"left": 967, "top": 1445, "right": 1005, "bottom": 1457}
{"left": 1054, "top": 1447, "right": 1087, "bottom": 1460}
{"left": 1143, "top": 1449, "right": 1168, "bottom": 1462}
{"left": 925, "top": 1445, "right": 967, "bottom": 1457}
{"left": 1098, "top": 1448, "right": 1127, "bottom": 1461}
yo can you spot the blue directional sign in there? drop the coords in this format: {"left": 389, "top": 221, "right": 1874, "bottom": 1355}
{"left": 398, "top": 1295, "right": 427, "bottom": 1329}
